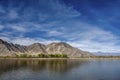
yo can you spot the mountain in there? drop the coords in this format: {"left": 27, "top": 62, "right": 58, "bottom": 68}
{"left": 46, "top": 42, "right": 93, "bottom": 57}
{"left": 0, "top": 39, "right": 94, "bottom": 57}
{"left": 0, "top": 39, "right": 27, "bottom": 56}
{"left": 27, "top": 43, "right": 47, "bottom": 54}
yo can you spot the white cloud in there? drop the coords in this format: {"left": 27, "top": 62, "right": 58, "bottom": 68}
{"left": 68, "top": 40, "right": 120, "bottom": 53}
{"left": 0, "top": 36, "right": 10, "bottom": 42}
{"left": 65, "top": 27, "right": 120, "bottom": 53}
{"left": 11, "top": 25, "right": 26, "bottom": 32}
{"left": 77, "top": 27, "right": 117, "bottom": 41}
{"left": 47, "top": 30, "right": 63, "bottom": 36}
{"left": 11, "top": 38, "right": 39, "bottom": 45}
{"left": 10, "top": 37, "right": 61, "bottom": 45}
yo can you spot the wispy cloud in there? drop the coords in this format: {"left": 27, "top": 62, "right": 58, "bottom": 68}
{"left": 10, "top": 37, "right": 61, "bottom": 45}
{"left": 66, "top": 27, "right": 120, "bottom": 53}
{"left": 47, "top": 30, "right": 63, "bottom": 36}
{"left": 10, "top": 25, "right": 27, "bottom": 32}
{"left": 0, "top": 0, "right": 120, "bottom": 54}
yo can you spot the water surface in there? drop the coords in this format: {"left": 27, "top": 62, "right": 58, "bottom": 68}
{"left": 0, "top": 59, "right": 120, "bottom": 80}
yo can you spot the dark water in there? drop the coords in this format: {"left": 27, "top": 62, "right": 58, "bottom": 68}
{"left": 0, "top": 59, "right": 120, "bottom": 80}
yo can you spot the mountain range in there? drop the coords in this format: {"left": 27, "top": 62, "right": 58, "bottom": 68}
{"left": 0, "top": 39, "right": 94, "bottom": 57}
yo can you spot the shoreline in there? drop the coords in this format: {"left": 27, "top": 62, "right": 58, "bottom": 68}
{"left": 1, "top": 57, "right": 120, "bottom": 60}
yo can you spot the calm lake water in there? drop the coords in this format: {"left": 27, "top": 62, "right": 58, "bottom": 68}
{"left": 0, "top": 59, "right": 120, "bottom": 80}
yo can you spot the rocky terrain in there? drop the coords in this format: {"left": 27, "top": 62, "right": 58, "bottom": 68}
{"left": 0, "top": 39, "right": 94, "bottom": 57}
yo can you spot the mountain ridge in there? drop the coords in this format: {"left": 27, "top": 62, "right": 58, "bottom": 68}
{"left": 0, "top": 39, "right": 94, "bottom": 57}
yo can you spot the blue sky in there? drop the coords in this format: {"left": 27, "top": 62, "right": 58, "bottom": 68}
{"left": 0, "top": 0, "right": 120, "bottom": 53}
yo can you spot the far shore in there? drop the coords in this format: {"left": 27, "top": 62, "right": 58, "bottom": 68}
{"left": 1, "top": 57, "right": 120, "bottom": 60}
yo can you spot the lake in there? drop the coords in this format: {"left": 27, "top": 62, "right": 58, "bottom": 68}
{"left": 0, "top": 59, "right": 120, "bottom": 80}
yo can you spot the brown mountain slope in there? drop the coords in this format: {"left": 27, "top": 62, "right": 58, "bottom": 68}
{"left": 27, "top": 43, "right": 47, "bottom": 54}
{"left": 0, "top": 39, "right": 94, "bottom": 57}
{"left": 46, "top": 42, "right": 94, "bottom": 57}
{"left": 0, "top": 39, "right": 27, "bottom": 56}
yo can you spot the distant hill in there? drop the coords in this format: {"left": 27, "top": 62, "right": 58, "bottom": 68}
{"left": 94, "top": 52, "right": 120, "bottom": 56}
{"left": 0, "top": 39, "right": 94, "bottom": 57}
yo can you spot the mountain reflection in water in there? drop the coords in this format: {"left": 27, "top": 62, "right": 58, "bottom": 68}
{"left": 0, "top": 59, "right": 87, "bottom": 75}
{"left": 1, "top": 59, "right": 120, "bottom": 80}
